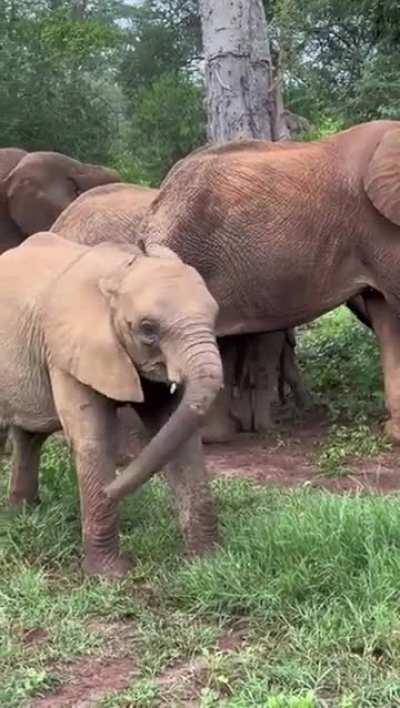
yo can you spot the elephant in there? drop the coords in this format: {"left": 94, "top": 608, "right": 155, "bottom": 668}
{"left": 53, "top": 182, "right": 158, "bottom": 245}
{"left": 121, "top": 118, "right": 400, "bottom": 443}
{"left": 52, "top": 182, "right": 308, "bottom": 443}
{"left": 0, "top": 232, "right": 222, "bottom": 577}
{"left": 0, "top": 148, "right": 120, "bottom": 254}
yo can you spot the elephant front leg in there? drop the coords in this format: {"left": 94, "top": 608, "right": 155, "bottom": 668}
{"left": 8, "top": 427, "right": 48, "bottom": 506}
{"left": 50, "top": 368, "right": 130, "bottom": 578}
{"left": 363, "top": 292, "right": 400, "bottom": 444}
{"left": 163, "top": 431, "right": 219, "bottom": 556}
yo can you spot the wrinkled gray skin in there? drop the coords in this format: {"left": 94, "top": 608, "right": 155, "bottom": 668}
{"left": 53, "top": 182, "right": 308, "bottom": 443}
{"left": 0, "top": 233, "right": 222, "bottom": 577}
{"left": 53, "top": 182, "right": 158, "bottom": 245}
{"left": 136, "top": 120, "right": 400, "bottom": 443}
{"left": 0, "top": 148, "right": 120, "bottom": 253}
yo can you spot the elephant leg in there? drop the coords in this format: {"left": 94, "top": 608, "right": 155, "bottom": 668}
{"left": 116, "top": 405, "right": 146, "bottom": 466}
{"left": 231, "top": 383, "right": 253, "bottom": 432}
{"left": 252, "top": 333, "right": 283, "bottom": 433}
{"left": 50, "top": 368, "right": 129, "bottom": 578}
{"left": 201, "top": 389, "right": 237, "bottom": 444}
{"left": 8, "top": 427, "right": 48, "bottom": 506}
{"left": 0, "top": 425, "right": 12, "bottom": 456}
{"left": 202, "top": 337, "right": 238, "bottom": 444}
{"left": 138, "top": 382, "right": 218, "bottom": 556}
{"left": 362, "top": 292, "right": 400, "bottom": 444}
{"left": 229, "top": 335, "right": 254, "bottom": 432}
{"left": 163, "top": 431, "right": 218, "bottom": 556}
{"left": 282, "top": 335, "right": 311, "bottom": 409}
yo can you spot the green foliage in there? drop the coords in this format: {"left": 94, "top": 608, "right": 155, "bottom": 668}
{"left": 119, "top": 0, "right": 205, "bottom": 185}
{"left": 297, "top": 307, "right": 390, "bottom": 475}
{"left": 302, "top": 116, "right": 345, "bottom": 141}
{"left": 128, "top": 72, "right": 206, "bottom": 185}
{"left": 0, "top": 2, "right": 119, "bottom": 162}
{"left": 273, "top": 0, "right": 400, "bottom": 128}
{"left": 0, "top": 0, "right": 204, "bottom": 180}
{"left": 298, "top": 307, "right": 383, "bottom": 422}
{"left": 119, "top": 0, "right": 201, "bottom": 98}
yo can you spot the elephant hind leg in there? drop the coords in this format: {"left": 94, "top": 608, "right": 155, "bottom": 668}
{"left": 201, "top": 389, "right": 237, "bottom": 444}
{"left": 363, "top": 291, "right": 400, "bottom": 444}
{"left": 282, "top": 339, "right": 311, "bottom": 410}
{"left": 8, "top": 427, "right": 49, "bottom": 506}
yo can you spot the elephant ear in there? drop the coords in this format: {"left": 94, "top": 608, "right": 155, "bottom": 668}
{"left": 44, "top": 245, "right": 144, "bottom": 403}
{"left": 364, "top": 129, "right": 400, "bottom": 226}
{"left": 4, "top": 167, "right": 75, "bottom": 235}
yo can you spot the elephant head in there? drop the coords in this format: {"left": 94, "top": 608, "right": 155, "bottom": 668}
{"left": 364, "top": 128, "right": 400, "bottom": 226}
{"left": 41, "top": 237, "right": 223, "bottom": 498}
{"left": 0, "top": 148, "right": 27, "bottom": 180}
{"left": 2, "top": 151, "right": 120, "bottom": 236}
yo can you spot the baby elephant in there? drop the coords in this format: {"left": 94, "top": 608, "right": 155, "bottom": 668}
{"left": 0, "top": 233, "right": 222, "bottom": 577}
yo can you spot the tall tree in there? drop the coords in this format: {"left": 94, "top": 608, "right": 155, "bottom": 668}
{"left": 199, "top": 0, "right": 306, "bottom": 437}
{"left": 201, "top": 0, "right": 289, "bottom": 141}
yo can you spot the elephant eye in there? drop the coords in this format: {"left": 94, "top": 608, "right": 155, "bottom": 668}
{"left": 139, "top": 319, "right": 159, "bottom": 344}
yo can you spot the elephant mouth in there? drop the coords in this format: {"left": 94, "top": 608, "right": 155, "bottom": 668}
{"left": 138, "top": 361, "right": 179, "bottom": 393}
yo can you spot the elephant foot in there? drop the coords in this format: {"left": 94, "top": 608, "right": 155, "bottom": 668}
{"left": 253, "top": 418, "right": 275, "bottom": 434}
{"left": 384, "top": 419, "right": 400, "bottom": 446}
{"left": 82, "top": 551, "right": 133, "bottom": 579}
{"left": 182, "top": 507, "right": 220, "bottom": 558}
{"left": 201, "top": 408, "right": 237, "bottom": 444}
{"left": 201, "top": 422, "right": 236, "bottom": 444}
{"left": 252, "top": 408, "right": 275, "bottom": 434}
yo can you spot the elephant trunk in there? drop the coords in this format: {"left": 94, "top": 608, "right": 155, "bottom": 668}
{"left": 104, "top": 329, "right": 223, "bottom": 502}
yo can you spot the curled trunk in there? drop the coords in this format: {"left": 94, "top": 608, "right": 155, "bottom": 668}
{"left": 104, "top": 334, "right": 223, "bottom": 501}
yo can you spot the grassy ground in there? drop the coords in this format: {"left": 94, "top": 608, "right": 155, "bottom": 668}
{"left": 1, "top": 307, "right": 400, "bottom": 707}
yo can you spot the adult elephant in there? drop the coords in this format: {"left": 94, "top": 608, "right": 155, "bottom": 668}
{"left": 0, "top": 148, "right": 120, "bottom": 253}
{"left": 131, "top": 120, "right": 400, "bottom": 443}
{"left": 53, "top": 182, "right": 308, "bottom": 442}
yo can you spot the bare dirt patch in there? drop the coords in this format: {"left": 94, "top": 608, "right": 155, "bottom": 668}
{"left": 205, "top": 414, "right": 400, "bottom": 495}
{"left": 21, "top": 628, "right": 49, "bottom": 647}
{"left": 29, "top": 621, "right": 137, "bottom": 708}
{"left": 30, "top": 656, "right": 137, "bottom": 708}
{"left": 155, "top": 655, "right": 209, "bottom": 705}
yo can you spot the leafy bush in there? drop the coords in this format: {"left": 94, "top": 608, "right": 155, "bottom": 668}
{"left": 127, "top": 72, "right": 206, "bottom": 186}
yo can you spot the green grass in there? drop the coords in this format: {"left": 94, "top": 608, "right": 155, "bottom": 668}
{"left": 298, "top": 307, "right": 390, "bottom": 474}
{"left": 2, "top": 465, "right": 400, "bottom": 705}
{"left": 1, "top": 307, "right": 399, "bottom": 706}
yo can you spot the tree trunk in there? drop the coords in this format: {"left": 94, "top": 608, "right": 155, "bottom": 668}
{"left": 199, "top": 0, "right": 309, "bottom": 441}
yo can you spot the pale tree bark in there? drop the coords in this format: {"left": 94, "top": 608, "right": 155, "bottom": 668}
{"left": 199, "top": 0, "right": 309, "bottom": 441}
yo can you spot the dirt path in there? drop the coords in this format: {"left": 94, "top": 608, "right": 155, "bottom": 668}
{"left": 205, "top": 414, "right": 400, "bottom": 494}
